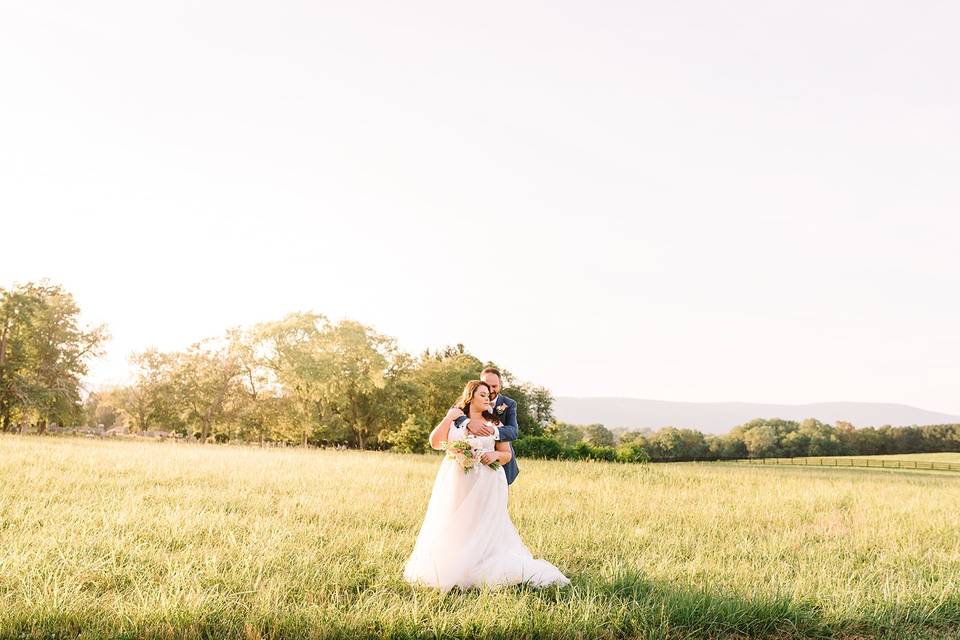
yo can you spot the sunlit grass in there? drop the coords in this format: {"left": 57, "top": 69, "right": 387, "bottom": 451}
{"left": 2, "top": 434, "right": 960, "bottom": 639}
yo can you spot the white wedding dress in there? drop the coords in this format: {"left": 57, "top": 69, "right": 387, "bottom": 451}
{"left": 403, "top": 421, "right": 571, "bottom": 592}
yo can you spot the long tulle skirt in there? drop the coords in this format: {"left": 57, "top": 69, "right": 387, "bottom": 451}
{"left": 403, "top": 457, "right": 570, "bottom": 592}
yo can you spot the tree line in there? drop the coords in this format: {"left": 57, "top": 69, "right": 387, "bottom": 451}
{"left": 0, "top": 281, "right": 552, "bottom": 448}
{"left": 518, "top": 418, "right": 960, "bottom": 462}
{"left": 91, "top": 314, "right": 556, "bottom": 449}
{"left": 4, "top": 280, "right": 959, "bottom": 464}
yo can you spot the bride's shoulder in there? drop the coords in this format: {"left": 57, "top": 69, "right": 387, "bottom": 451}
{"left": 447, "top": 415, "right": 468, "bottom": 441}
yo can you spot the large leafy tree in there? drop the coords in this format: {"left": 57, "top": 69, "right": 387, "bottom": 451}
{"left": 582, "top": 423, "right": 616, "bottom": 447}
{"left": 0, "top": 287, "right": 41, "bottom": 431}
{"left": 172, "top": 340, "right": 242, "bottom": 442}
{"left": 322, "top": 320, "right": 397, "bottom": 450}
{"left": 403, "top": 345, "right": 483, "bottom": 427}
{"left": 228, "top": 326, "right": 281, "bottom": 445}
{"left": 0, "top": 281, "right": 107, "bottom": 432}
{"left": 544, "top": 421, "right": 584, "bottom": 446}
{"left": 125, "top": 348, "right": 187, "bottom": 433}
{"left": 247, "top": 314, "right": 400, "bottom": 448}
{"left": 375, "top": 345, "right": 483, "bottom": 450}
{"left": 253, "top": 312, "right": 344, "bottom": 446}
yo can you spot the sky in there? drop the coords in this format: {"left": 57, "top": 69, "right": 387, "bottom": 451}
{"left": 2, "top": 1, "right": 959, "bottom": 414}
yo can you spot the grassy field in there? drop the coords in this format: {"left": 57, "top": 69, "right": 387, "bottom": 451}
{"left": 2, "top": 434, "right": 960, "bottom": 640}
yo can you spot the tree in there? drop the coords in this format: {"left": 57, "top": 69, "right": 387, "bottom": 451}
{"left": 0, "top": 286, "right": 44, "bottom": 431}
{"left": 707, "top": 434, "right": 747, "bottom": 459}
{"left": 545, "top": 421, "right": 584, "bottom": 446}
{"left": 797, "top": 418, "right": 842, "bottom": 456}
{"left": 743, "top": 425, "right": 779, "bottom": 458}
{"left": 253, "top": 312, "right": 340, "bottom": 446}
{"left": 582, "top": 423, "right": 615, "bottom": 447}
{"left": 527, "top": 385, "right": 555, "bottom": 425}
{"left": 676, "top": 428, "right": 709, "bottom": 458}
{"left": 834, "top": 420, "right": 857, "bottom": 455}
{"left": 647, "top": 427, "right": 683, "bottom": 459}
{"left": 616, "top": 442, "right": 651, "bottom": 463}
{"left": 322, "top": 320, "right": 397, "bottom": 450}
{"left": 398, "top": 346, "right": 483, "bottom": 431}
{"left": 170, "top": 340, "right": 242, "bottom": 442}
{"left": 379, "top": 414, "right": 432, "bottom": 453}
{"left": 125, "top": 348, "right": 188, "bottom": 433}
{"left": 501, "top": 382, "right": 546, "bottom": 437}
{"left": 228, "top": 326, "right": 281, "bottom": 445}
{"left": 0, "top": 281, "right": 107, "bottom": 433}
{"left": 82, "top": 388, "right": 126, "bottom": 428}
{"left": 250, "top": 314, "right": 399, "bottom": 448}
{"left": 618, "top": 429, "right": 652, "bottom": 446}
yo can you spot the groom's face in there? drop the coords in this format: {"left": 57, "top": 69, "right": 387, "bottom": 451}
{"left": 481, "top": 372, "right": 501, "bottom": 399}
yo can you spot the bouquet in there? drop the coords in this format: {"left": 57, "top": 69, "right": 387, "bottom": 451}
{"left": 440, "top": 439, "right": 478, "bottom": 473}
{"left": 440, "top": 437, "right": 501, "bottom": 473}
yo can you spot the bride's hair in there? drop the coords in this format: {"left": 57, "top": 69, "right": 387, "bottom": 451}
{"left": 455, "top": 380, "right": 498, "bottom": 423}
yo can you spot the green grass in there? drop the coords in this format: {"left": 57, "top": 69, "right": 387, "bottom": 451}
{"left": 2, "top": 434, "right": 960, "bottom": 640}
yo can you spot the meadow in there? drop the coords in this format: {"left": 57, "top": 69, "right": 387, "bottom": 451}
{"left": 2, "top": 434, "right": 960, "bottom": 640}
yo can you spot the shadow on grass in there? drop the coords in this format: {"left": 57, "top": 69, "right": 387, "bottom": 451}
{"left": 437, "top": 570, "right": 960, "bottom": 640}
{"left": 4, "top": 572, "right": 960, "bottom": 640}
{"left": 581, "top": 570, "right": 959, "bottom": 640}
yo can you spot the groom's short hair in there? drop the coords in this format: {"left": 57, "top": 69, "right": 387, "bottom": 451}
{"left": 480, "top": 367, "right": 502, "bottom": 382}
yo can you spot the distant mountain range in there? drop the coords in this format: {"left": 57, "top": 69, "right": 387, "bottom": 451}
{"left": 552, "top": 397, "right": 960, "bottom": 435}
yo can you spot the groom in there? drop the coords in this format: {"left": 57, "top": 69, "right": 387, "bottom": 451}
{"left": 467, "top": 367, "right": 520, "bottom": 485}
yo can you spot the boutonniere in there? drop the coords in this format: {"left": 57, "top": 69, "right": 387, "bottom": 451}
{"left": 496, "top": 403, "right": 507, "bottom": 414}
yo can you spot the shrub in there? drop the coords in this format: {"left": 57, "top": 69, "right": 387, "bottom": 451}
{"left": 380, "top": 415, "right": 432, "bottom": 454}
{"left": 513, "top": 436, "right": 564, "bottom": 459}
{"left": 562, "top": 441, "right": 593, "bottom": 460}
{"left": 587, "top": 445, "right": 617, "bottom": 461}
{"left": 561, "top": 441, "right": 618, "bottom": 462}
{"left": 616, "top": 442, "right": 651, "bottom": 463}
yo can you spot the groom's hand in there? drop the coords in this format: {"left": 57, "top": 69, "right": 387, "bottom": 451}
{"left": 467, "top": 419, "right": 494, "bottom": 436}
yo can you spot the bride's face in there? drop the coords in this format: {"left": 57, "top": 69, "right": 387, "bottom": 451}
{"left": 473, "top": 386, "right": 492, "bottom": 412}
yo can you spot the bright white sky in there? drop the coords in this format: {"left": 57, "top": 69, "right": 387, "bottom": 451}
{"left": 2, "top": 1, "right": 958, "bottom": 414}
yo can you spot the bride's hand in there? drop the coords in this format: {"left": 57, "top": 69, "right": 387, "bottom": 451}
{"left": 479, "top": 451, "right": 500, "bottom": 465}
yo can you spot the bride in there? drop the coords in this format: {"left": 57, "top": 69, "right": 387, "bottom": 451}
{"left": 403, "top": 380, "right": 571, "bottom": 592}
